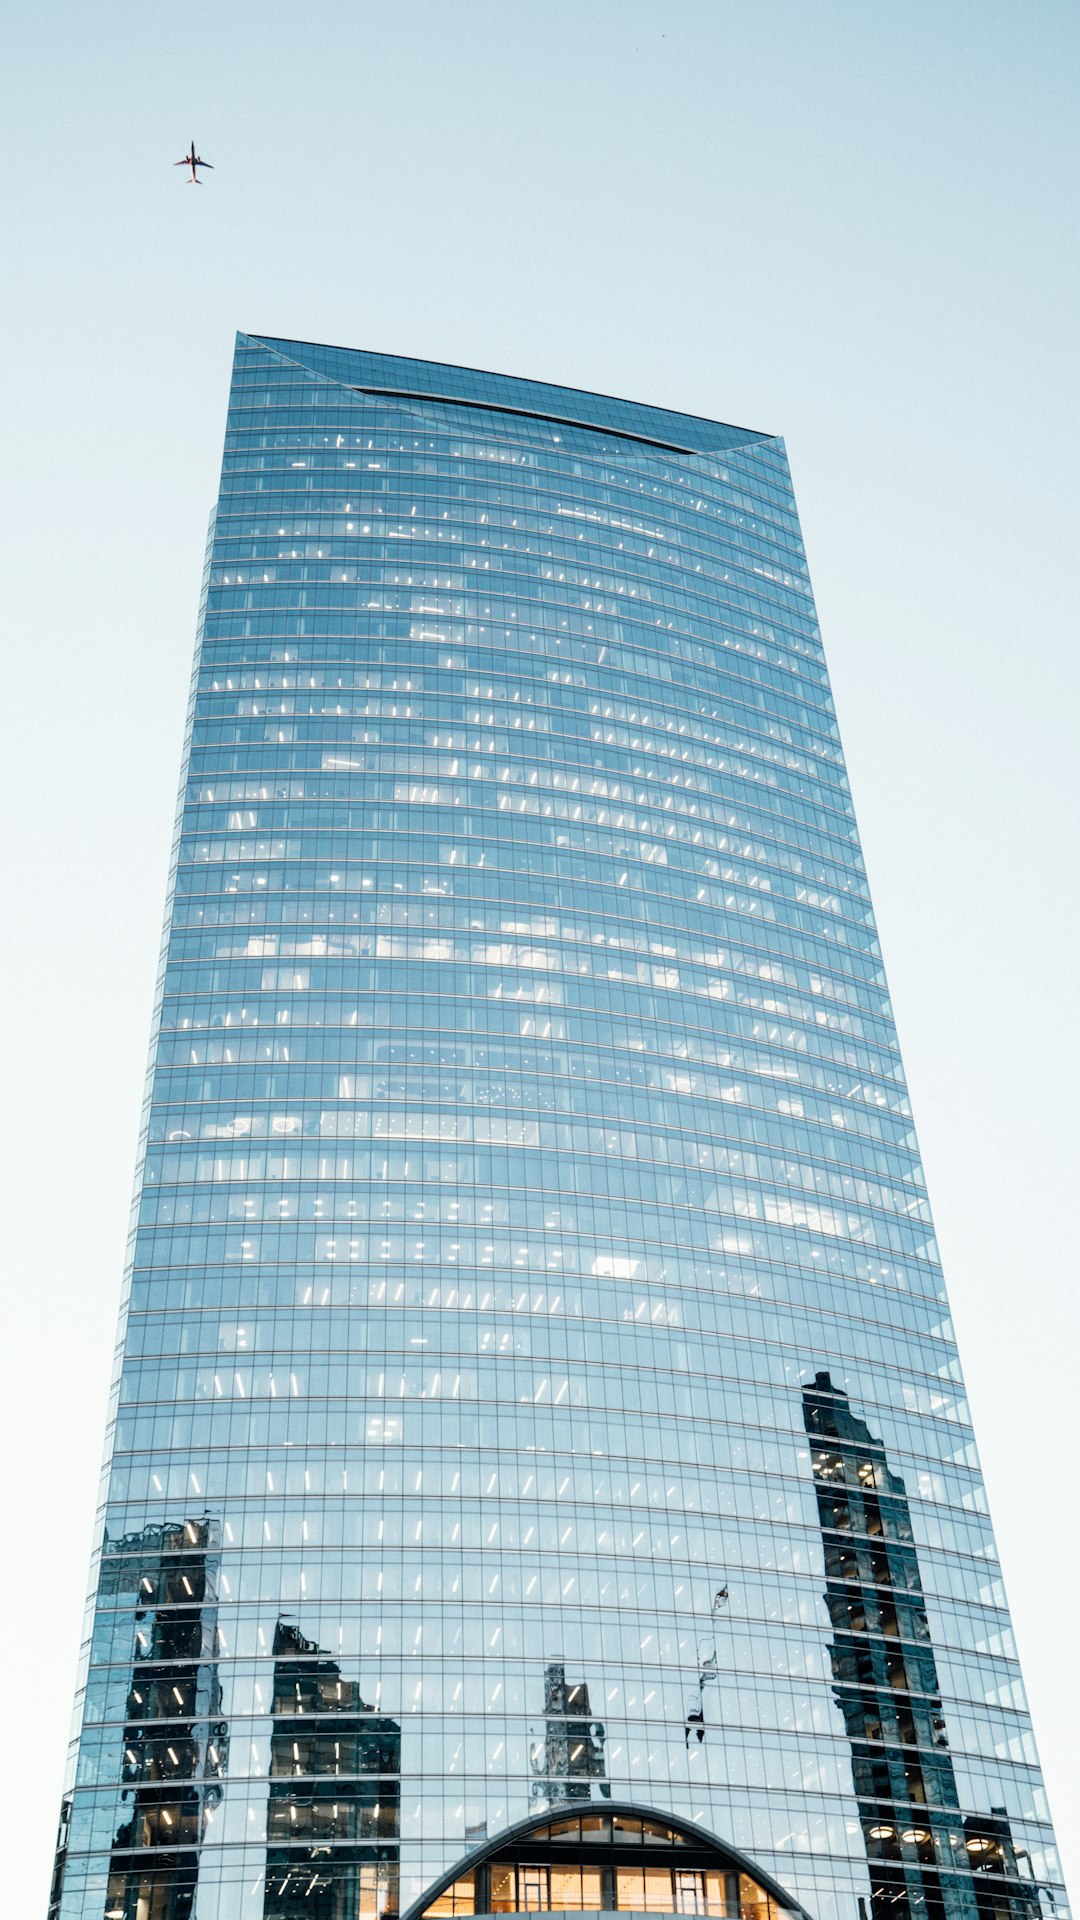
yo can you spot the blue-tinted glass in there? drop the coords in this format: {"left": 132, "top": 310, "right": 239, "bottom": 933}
{"left": 49, "top": 336, "right": 1064, "bottom": 1920}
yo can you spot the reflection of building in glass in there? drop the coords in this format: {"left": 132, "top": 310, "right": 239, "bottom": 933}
{"left": 47, "top": 1794, "right": 72, "bottom": 1920}
{"left": 963, "top": 1813, "right": 1043, "bottom": 1920}
{"left": 102, "top": 1519, "right": 227, "bottom": 1920}
{"left": 264, "top": 1620, "right": 400, "bottom": 1919}
{"left": 529, "top": 1663, "right": 609, "bottom": 1805}
{"left": 803, "top": 1374, "right": 1040, "bottom": 1920}
{"left": 50, "top": 337, "right": 1065, "bottom": 1920}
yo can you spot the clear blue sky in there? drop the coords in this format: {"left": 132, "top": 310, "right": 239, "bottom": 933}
{"left": 3, "top": 2, "right": 1077, "bottom": 1906}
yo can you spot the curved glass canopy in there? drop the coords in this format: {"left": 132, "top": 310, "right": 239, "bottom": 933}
{"left": 413, "top": 1806, "right": 806, "bottom": 1920}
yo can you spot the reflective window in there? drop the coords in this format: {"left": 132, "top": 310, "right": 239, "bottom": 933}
{"left": 49, "top": 338, "right": 1063, "bottom": 1920}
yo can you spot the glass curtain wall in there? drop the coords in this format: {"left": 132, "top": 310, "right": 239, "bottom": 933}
{"left": 50, "top": 336, "right": 1064, "bottom": 1920}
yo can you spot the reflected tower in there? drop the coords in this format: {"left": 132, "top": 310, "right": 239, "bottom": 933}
{"left": 50, "top": 338, "right": 1065, "bottom": 1920}
{"left": 49, "top": 1519, "right": 227, "bottom": 1920}
{"left": 264, "top": 1620, "right": 400, "bottom": 1918}
{"left": 529, "top": 1663, "right": 610, "bottom": 1806}
{"left": 803, "top": 1373, "right": 1042, "bottom": 1920}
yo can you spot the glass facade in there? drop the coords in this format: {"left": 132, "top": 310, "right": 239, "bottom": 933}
{"left": 50, "top": 335, "right": 1064, "bottom": 1920}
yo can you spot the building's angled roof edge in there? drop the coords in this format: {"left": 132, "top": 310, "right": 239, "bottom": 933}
{"left": 236, "top": 330, "right": 777, "bottom": 450}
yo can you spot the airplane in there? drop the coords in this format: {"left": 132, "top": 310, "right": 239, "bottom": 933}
{"left": 174, "top": 141, "right": 213, "bottom": 184}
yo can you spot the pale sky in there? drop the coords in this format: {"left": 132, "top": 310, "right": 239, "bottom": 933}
{"left": 2, "top": 2, "right": 1077, "bottom": 1908}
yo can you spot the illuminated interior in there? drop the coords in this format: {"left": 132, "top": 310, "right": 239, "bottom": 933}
{"left": 417, "top": 1811, "right": 800, "bottom": 1919}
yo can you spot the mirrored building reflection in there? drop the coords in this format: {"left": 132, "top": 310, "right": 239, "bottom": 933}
{"left": 50, "top": 337, "right": 1066, "bottom": 1920}
{"left": 803, "top": 1374, "right": 1042, "bottom": 1920}
{"left": 58, "top": 1519, "right": 227, "bottom": 1920}
{"left": 529, "top": 1663, "right": 609, "bottom": 1806}
{"left": 263, "top": 1620, "right": 400, "bottom": 1918}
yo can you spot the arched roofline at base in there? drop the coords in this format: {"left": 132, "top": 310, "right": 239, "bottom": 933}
{"left": 401, "top": 1800, "right": 814, "bottom": 1920}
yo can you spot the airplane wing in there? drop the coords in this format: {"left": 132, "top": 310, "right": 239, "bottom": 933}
{"left": 198, "top": 160, "right": 213, "bottom": 169}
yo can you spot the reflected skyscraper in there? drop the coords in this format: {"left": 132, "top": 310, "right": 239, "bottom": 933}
{"left": 51, "top": 1519, "right": 228, "bottom": 1920}
{"left": 264, "top": 1620, "right": 400, "bottom": 1918}
{"left": 529, "top": 1664, "right": 610, "bottom": 1806}
{"left": 50, "top": 337, "right": 1064, "bottom": 1920}
{"left": 802, "top": 1374, "right": 1042, "bottom": 1920}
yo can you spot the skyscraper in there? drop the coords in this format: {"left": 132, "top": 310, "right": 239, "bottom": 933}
{"left": 49, "top": 336, "right": 1065, "bottom": 1920}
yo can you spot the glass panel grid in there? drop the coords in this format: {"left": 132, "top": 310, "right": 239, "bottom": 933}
{"left": 50, "top": 336, "right": 1063, "bottom": 1920}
